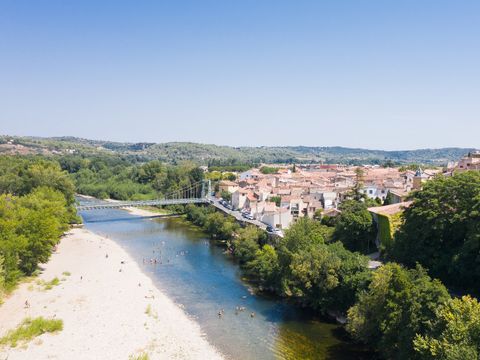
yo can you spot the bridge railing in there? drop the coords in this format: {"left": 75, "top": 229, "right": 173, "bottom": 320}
{"left": 76, "top": 180, "right": 211, "bottom": 211}
{"left": 76, "top": 197, "right": 208, "bottom": 211}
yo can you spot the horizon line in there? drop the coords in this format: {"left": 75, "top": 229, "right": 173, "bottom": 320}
{"left": 2, "top": 133, "right": 478, "bottom": 153}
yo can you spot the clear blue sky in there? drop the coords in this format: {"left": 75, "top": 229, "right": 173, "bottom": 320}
{"left": 1, "top": 0, "right": 479, "bottom": 150}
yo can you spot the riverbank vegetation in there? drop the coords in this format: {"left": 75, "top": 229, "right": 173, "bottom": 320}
{"left": 58, "top": 154, "right": 204, "bottom": 201}
{"left": 185, "top": 205, "right": 239, "bottom": 240}
{"left": 0, "top": 156, "right": 78, "bottom": 299}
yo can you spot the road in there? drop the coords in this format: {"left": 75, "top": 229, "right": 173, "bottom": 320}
{"left": 207, "top": 196, "right": 284, "bottom": 237}
{"left": 210, "top": 196, "right": 377, "bottom": 267}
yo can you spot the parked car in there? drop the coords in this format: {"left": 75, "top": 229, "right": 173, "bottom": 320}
{"left": 266, "top": 225, "right": 274, "bottom": 233}
{"left": 245, "top": 214, "right": 254, "bottom": 220}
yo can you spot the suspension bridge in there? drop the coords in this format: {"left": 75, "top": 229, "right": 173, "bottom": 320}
{"left": 76, "top": 180, "right": 211, "bottom": 211}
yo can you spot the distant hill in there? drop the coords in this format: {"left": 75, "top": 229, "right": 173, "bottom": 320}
{"left": 0, "top": 135, "right": 476, "bottom": 166}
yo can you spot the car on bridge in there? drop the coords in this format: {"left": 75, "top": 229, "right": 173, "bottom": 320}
{"left": 242, "top": 212, "right": 253, "bottom": 220}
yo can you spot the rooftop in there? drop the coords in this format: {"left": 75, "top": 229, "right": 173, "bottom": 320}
{"left": 368, "top": 201, "right": 412, "bottom": 216}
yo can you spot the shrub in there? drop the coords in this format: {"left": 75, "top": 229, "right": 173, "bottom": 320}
{"left": 0, "top": 317, "right": 63, "bottom": 348}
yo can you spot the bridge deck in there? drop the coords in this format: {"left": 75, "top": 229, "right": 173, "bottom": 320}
{"left": 76, "top": 198, "right": 207, "bottom": 211}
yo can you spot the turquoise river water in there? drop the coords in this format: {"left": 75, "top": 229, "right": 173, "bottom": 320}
{"left": 79, "top": 202, "right": 371, "bottom": 360}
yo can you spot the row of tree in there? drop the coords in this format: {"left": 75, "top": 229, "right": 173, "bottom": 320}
{"left": 185, "top": 205, "right": 239, "bottom": 240}
{"left": 0, "top": 156, "right": 78, "bottom": 298}
{"left": 58, "top": 155, "right": 204, "bottom": 200}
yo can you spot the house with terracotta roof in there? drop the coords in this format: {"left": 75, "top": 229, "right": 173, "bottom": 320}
{"left": 322, "top": 208, "right": 341, "bottom": 218}
{"left": 388, "top": 188, "right": 409, "bottom": 204}
{"left": 456, "top": 151, "right": 480, "bottom": 172}
{"left": 261, "top": 206, "right": 293, "bottom": 229}
{"left": 309, "top": 191, "right": 337, "bottom": 209}
{"left": 302, "top": 198, "right": 323, "bottom": 218}
{"left": 362, "top": 183, "right": 388, "bottom": 201}
{"left": 289, "top": 197, "right": 308, "bottom": 218}
{"left": 245, "top": 194, "right": 268, "bottom": 218}
{"left": 218, "top": 180, "right": 239, "bottom": 195}
{"left": 239, "top": 169, "right": 262, "bottom": 181}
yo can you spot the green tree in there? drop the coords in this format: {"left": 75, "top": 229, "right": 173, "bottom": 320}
{"left": 16, "top": 187, "right": 70, "bottom": 275}
{"left": 136, "top": 160, "right": 164, "bottom": 184}
{"left": 0, "top": 194, "right": 28, "bottom": 286}
{"left": 347, "top": 263, "right": 450, "bottom": 360}
{"left": 223, "top": 172, "right": 237, "bottom": 181}
{"left": 390, "top": 171, "right": 480, "bottom": 294}
{"left": 270, "top": 196, "right": 281, "bottom": 207}
{"left": 260, "top": 166, "right": 279, "bottom": 174}
{"left": 0, "top": 255, "right": 5, "bottom": 295}
{"left": 414, "top": 295, "right": 480, "bottom": 359}
{"left": 203, "top": 212, "right": 238, "bottom": 239}
{"left": 0, "top": 186, "right": 72, "bottom": 288}
{"left": 206, "top": 171, "right": 222, "bottom": 181}
{"left": 220, "top": 190, "right": 231, "bottom": 202}
{"left": 383, "top": 191, "right": 394, "bottom": 205}
{"left": 24, "top": 162, "right": 76, "bottom": 205}
{"left": 233, "top": 226, "right": 263, "bottom": 263}
{"left": 276, "top": 218, "right": 369, "bottom": 312}
{"left": 348, "top": 167, "right": 366, "bottom": 201}
{"left": 334, "top": 200, "right": 375, "bottom": 253}
{"left": 246, "top": 244, "right": 279, "bottom": 287}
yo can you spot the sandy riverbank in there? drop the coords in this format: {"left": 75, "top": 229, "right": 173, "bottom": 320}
{"left": 0, "top": 228, "right": 224, "bottom": 360}
{"left": 124, "top": 207, "right": 167, "bottom": 217}
{"left": 103, "top": 198, "right": 168, "bottom": 218}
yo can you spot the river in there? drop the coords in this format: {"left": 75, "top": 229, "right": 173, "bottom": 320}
{"left": 79, "top": 204, "right": 370, "bottom": 360}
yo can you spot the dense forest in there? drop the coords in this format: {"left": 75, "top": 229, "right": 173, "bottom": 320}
{"left": 1, "top": 135, "right": 475, "bottom": 166}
